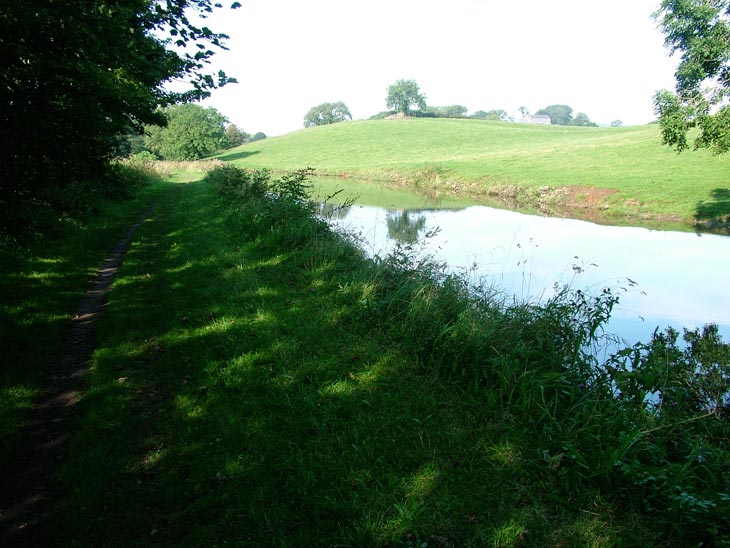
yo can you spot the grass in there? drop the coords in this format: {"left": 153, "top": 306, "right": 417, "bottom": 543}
{"left": 13, "top": 165, "right": 725, "bottom": 546}
{"left": 216, "top": 118, "right": 730, "bottom": 226}
{"left": 0, "top": 161, "right": 217, "bottom": 469}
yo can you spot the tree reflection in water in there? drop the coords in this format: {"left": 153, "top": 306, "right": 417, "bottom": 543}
{"left": 386, "top": 210, "right": 427, "bottom": 244}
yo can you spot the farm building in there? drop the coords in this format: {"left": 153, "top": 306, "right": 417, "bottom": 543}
{"left": 522, "top": 114, "right": 552, "bottom": 125}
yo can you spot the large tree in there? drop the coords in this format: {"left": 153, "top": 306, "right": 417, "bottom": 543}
{"left": 303, "top": 102, "right": 352, "bottom": 128}
{"left": 654, "top": 0, "right": 730, "bottom": 153}
{"left": 535, "top": 105, "right": 574, "bottom": 126}
{"left": 0, "top": 0, "right": 238, "bottom": 229}
{"left": 386, "top": 79, "right": 427, "bottom": 115}
{"left": 145, "top": 104, "right": 228, "bottom": 160}
{"left": 568, "top": 112, "right": 598, "bottom": 127}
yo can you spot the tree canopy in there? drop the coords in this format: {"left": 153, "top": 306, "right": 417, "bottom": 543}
{"left": 534, "top": 105, "right": 597, "bottom": 126}
{"left": 224, "top": 124, "right": 250, "bottom": 148}
{"left": 653, "top": 0, "right": 730, "bottom": 153}
{"left": 569, "top": 112, "right": 598, "bottom": 127}
{"left": 145, "top": 104, "right": 228, "bottom": 160}
{"left": 535, "top": 105, "right": 574, "bottom": 126}
{"left": 472, "top": 109, "right": 511, "bottom": 121}
{"left": 303, "top": 102, "right": 352, "bottom": 128}
{"left": 386, "top": 80, "right": 427, "bottom": 115}
{"left": 1, "top": 0, "right": 238, "bottom": 231}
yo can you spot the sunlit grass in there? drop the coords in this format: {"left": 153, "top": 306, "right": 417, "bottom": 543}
{"left": 218, "top": 118, "right": 730, "bottom": 224}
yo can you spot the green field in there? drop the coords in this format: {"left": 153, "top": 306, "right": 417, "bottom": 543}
{"left": 218, "top": 119, "right": 730, "bottom": 227}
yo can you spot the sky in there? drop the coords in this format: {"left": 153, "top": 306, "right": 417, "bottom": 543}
{"left": 193, "top": 0, "right": 679, "bottom": 136}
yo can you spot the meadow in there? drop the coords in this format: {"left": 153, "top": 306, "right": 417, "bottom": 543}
{"left": 3, "top": 164, "right": 727, "bottom": 546}
{"left": 217, "top": 119, "right": 730, "bottom": 227}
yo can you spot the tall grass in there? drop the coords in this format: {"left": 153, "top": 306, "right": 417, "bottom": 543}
{"left": 207, "top": 166, "right": 730, "bottom": 544}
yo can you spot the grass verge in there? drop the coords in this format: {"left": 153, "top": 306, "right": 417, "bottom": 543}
{"left": 34, "top": 166, "right": 730, "bottom": 546}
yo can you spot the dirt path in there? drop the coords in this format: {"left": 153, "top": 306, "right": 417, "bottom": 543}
{"left": 0, "top": 204, "right": 157, "bottom": 547}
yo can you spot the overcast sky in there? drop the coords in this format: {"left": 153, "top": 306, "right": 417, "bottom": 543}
{"left": 194, "top": 0, "right": 679, "bottom": 136}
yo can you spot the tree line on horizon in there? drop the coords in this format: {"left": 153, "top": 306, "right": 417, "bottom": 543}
{"left": 304, "top": 79, "right": 605, "bottom": 128}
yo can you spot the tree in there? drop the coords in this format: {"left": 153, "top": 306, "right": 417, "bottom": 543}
{"left": 568, "top": 112, "right": 598, "bottom": 127}
{"left": 611, "top": 120, "right": 624, "bottom": 128}
{"left": 535, "top": 105, "right": 574, "bottom": 126}
{"left": 386, "top": 80, "right": 427, "bottom": 115}
{"left": 485, "top": 109, "right": 511, "bottom": 121}
{"left": 434, "top": 105, "right": 468, "bottom": 118}
{"left": 251, "top": 132, "right": 267, "bottom": 142}
{"left": 145, "top": 104, "right": 228, "bottom": 160}
{"left": 224, "top": 124, "right": 250, "bottom": 148}
{"left": 653, "top": 0, "right": 730, "bottom": 153}
{"left": 0, "top": 0, "right": 239, "bottom": 232}
{"left": 303, "top": 102, "right": 352, "bottom": 128}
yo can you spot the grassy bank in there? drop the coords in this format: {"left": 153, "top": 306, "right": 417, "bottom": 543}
{"left": 26, "top": 166, "right": 729, "bottom": 546}
{"left": 217, "top": 119, "right": 730, "bottom": 227}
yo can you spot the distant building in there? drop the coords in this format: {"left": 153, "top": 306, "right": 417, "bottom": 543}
{"left": 522, "top": 114, "right": 552, "bottom": 125}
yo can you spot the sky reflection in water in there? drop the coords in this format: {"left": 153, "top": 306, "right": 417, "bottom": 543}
{"left": 327, "top": 204, "right": 730, "bottom": 346}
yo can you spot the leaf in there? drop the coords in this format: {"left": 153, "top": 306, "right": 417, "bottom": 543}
{"left": 231, "top": 2, "right": 242, "bottom": 8}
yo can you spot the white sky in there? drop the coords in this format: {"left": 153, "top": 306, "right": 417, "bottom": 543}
{"left": 195, "top": 0, "right": 679, "bottom": 136}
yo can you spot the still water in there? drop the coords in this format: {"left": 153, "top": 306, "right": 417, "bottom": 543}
{"left": 323, "top": 202, "right": 730, "bottom": 346}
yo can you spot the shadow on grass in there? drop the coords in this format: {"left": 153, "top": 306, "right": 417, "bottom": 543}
{"left": 43, "top": 179, "right": 635, "bottom": 547}
{"left": 695, "top": 188, "right": 730, "bottom": 233}
{"left": 0, "top": 182, "right": 176, "bottom": 467}
{"left": 216, "top": 149, "right": 261, "bottom": 162}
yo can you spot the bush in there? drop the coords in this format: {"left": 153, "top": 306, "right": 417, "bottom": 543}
{"left": 362, "top": 241, "right": 730, "bottom": 545}
{"left": 0, "top": 163, "right": 153, "bottom": 245}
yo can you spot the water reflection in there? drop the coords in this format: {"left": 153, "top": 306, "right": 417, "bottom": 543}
{"left": 386, "top": 210, "right": 427, "bottom": 244}
{"left": 315, "top": 202, "right": 352, "bottom": 220}
{"left": 323, "top": 203, "right": 730, "bottom": 346}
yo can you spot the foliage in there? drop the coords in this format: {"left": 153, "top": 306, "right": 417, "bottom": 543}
{"left": 568, "top": 112, "right": 598, "bottom": 127}
{"left": 611, "top": 119, "right": 624, "bottom": 127}
{"left": 145, "top": 104, "right": 228, "bottom": 160}
{"left": 0, "top": 0, "right": 238, "bottom": 235}
{"left": 426, "top": 105, "right": 468, "bottom": 118}
{"left": 386, "top": 79, "right": 427, "bottom": 115}
{"left": 535, "top": 105, "right": 598, "bottom": 127}
{"left": 535, "top": 104, "right": 575, "bottom": 125}
{"left": 111, "top": 133, "right": 147, "bottom": 159}
{"left": 364, "top": 240, "right": 730, "bottom": 546}
{"left": 303, "top": 101, "right": 352, "bottom": 128}
{"left": 224, "top": 124, "right": 250, "bottom": 148}
{"left": 251, "top": 131, "right": 268, "bottom": 141}
{"left": 653, "top": 0, "right": 730, "bottom": 153}
{"left": 472, "top": 109, "right": 511, "bottom": 121}
{"left": 369, "top": 110, "right": 396, "bottom": 120}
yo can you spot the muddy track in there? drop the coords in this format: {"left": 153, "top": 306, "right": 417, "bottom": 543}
{"left": 0, "top": 204, "right": 157, "bottom": 547}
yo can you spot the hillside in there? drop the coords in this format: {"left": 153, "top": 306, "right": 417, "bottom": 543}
{"left": 217, "top": 118, "right": 730, "bottom": 225}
